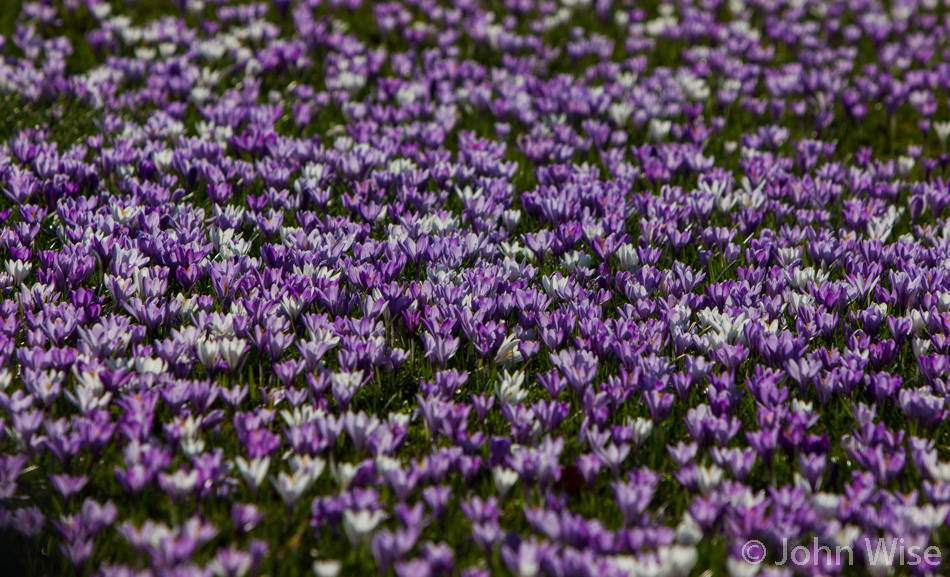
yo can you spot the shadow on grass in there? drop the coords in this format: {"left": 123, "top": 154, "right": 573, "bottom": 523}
{"left": 0, "top": 530, "right": 36, "bottom": 576}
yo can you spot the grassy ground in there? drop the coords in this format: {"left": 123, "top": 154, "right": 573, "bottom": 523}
{"left": 0, "top": 0, "right": 948, "bottom": 575}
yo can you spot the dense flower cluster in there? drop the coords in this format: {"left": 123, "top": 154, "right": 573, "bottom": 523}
{"left": 2, "top": 0, "right": 950, "bottom": 575}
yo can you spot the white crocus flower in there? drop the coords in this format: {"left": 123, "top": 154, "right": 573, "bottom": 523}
{"left": 495, "top": 370, "right": 528, "bottom": 406}
{"left": 342, "top": 509, "right": 386, "bottom": 546}
{"left": 235, "top": 457, "right": 270, "bottom": 491}
{"left": 5, "top": 260, "right": 31, "bottom": 285}
{"left": 272, "top": 468, "right": 316, "bottom": 507}
{"left": 494, "top": 334, "right": 523, "bottom": 368}
{"left": 312, "top": 560, "right": 342, "bottom": 577}
{"left": 492, "top": 466, "right": 519, "bottom": 498}
{"left": 160, "top": 469, "right": 199, "bottom": 500}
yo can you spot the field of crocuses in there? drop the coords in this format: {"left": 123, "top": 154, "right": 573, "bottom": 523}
{"left": 5, "top": 0, "right": 950, "bottom": 575}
